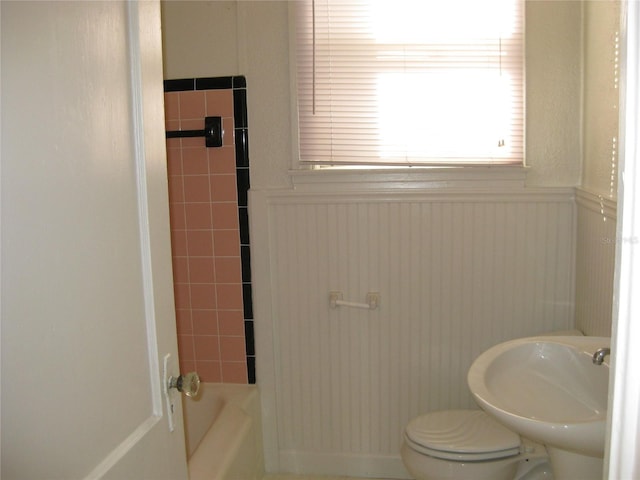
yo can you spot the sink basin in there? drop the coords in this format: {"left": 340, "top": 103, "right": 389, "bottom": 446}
{"left": 468, "top": 336, "right": 610, "bottom": 458}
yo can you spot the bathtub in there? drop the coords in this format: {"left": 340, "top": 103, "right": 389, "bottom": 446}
{"left": 183, "top": 383, "right": 264, "bottom": 480}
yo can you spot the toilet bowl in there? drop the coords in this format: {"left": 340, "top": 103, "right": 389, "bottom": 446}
{"left": 401, "top": 409, "right": 553, "bottom": 480}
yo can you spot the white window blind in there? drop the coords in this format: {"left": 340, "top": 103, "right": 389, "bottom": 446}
{"left": 292, "top": 0, "right": 524, "bottom": 166}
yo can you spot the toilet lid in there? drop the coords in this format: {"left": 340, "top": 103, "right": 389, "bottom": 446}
{"left": 404, "top": 410, "right": 520, "bottom": 461}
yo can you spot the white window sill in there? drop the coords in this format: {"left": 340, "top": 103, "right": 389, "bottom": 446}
{"left": 289, "top": 165, "right": 530, "bottom": 192}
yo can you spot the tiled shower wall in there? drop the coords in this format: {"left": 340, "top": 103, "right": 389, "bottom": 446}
{"left": 164, "top": 76, "right": 254, "bottom": 384}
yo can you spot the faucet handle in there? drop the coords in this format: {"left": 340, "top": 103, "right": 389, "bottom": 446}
{"left": 592, "top": 347, "right": 610, "bottom": 365}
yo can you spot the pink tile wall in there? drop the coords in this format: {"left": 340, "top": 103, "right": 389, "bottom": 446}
{"left": 164, "top": 89, "right": 247, "bottom": 383}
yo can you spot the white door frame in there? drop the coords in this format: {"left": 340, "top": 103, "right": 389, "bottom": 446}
{"left": 607, "top": 0, "right": 640, "bottom": 478}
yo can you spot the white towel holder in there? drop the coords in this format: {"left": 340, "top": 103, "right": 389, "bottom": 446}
{"left": 329, "top": 291, "right": 379, "bottom": 310}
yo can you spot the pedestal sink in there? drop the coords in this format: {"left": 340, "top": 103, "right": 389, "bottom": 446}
{"left": 467, "top": 336, "right": 610, "bottom": 480}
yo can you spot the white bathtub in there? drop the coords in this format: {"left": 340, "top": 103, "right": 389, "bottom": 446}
{"left": 183, "top": 383, "right": 264, "bottom": 480}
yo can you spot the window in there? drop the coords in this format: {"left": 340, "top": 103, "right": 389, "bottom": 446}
{"left": 291, "top": 0, "right": 524, "bottom": 167}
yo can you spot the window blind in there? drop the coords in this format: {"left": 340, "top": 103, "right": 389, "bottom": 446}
{"left": 292, "top": 0, "right": 524, "bottom": 166}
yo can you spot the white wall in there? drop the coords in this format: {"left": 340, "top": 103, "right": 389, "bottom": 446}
{"left": 583, "top": 0, "right": 621, "bottom": 199}
{"left": 575, "top": 191, "right": 617, "bottom": 336}
{"left": 161, "top": 1, "right": 240, "bottom": 78}
{"left": 574, "top": 0, "right": 621, "bottom": 337}
{"left": 525, "top": 0, "right": 583, "bottom": 187}
{"left": 250, "top": 188, "right": 575, "bottom": 477}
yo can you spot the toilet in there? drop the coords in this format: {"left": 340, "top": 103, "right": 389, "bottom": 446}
{"left": 401, "top": 409, "right": 553, "bottom": 480}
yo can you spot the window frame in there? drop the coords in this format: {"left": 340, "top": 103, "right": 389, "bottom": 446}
{"left": 288, "top": 0, "right": 526, "bottom": 175}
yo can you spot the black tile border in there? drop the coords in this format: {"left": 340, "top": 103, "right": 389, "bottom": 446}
{"left": 241, "top": 246, "right": 252, "bottom": 283}
{"left": 196, "top": 76, "right": 232, "bottom": 90}
{"left": 164, "top": 75, "right": 247, "bottom": 92}
{"left": 236, "top": 169, "right": 250, "bottom": 207}
{"left": 233, "top": 89, "right": 248, "bottom": 129}
{"left": 163, "top": 78, "right": 195, "bottom": 92}
{"left": 164, "top": 75, "right": 255, "bottom": 384}
{"left": 235, "top": 129, "right": 249, "bottom": 168}
{"left": 238, "top": 207, "right": 250, "bottom": 245}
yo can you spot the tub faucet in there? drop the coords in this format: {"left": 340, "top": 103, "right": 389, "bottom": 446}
{"left": 592, "top": 347, "right": 610, "bottom": 365}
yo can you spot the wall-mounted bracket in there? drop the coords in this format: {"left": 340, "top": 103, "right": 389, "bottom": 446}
{"left": 165, "top": 116, "right": 222, "bottom": 147}
{"left": 329, "top": 291, "right": 380, "bottom": 310}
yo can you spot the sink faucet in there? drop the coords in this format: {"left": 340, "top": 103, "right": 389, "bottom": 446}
{"left": 593, "top": 347, "right": 610, "bottom": 365}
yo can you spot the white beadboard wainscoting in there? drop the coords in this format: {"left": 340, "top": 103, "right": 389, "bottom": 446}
{"left": 250, "top": 187, "right": 576, "bottom": 478}
{"left": 574, "top": 188, "right": 617, "bottom": 337}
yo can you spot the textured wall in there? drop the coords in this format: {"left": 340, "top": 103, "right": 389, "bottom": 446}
{"left": 575, "top": 0, "right": 620, "bottom": 337}
{"left": 161, "top": 1, "right": 240, "bottom": 79}
{"left": 524, "top": 0, "right": 583, "bottom": 187}
{"left": 583, "top": 0, "right": 621, "bottom": 198}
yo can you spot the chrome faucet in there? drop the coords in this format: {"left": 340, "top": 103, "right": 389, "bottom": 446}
{"left": 592, "top": 347, "right": 610, "bottom": 365}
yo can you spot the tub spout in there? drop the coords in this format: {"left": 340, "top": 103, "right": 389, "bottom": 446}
{"left": 592, "top": 347, "right": 610, "bottom": 365}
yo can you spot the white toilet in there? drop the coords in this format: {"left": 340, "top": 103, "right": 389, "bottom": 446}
{"left": 401, "top": 409, "right": 553, "bottom": 480}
